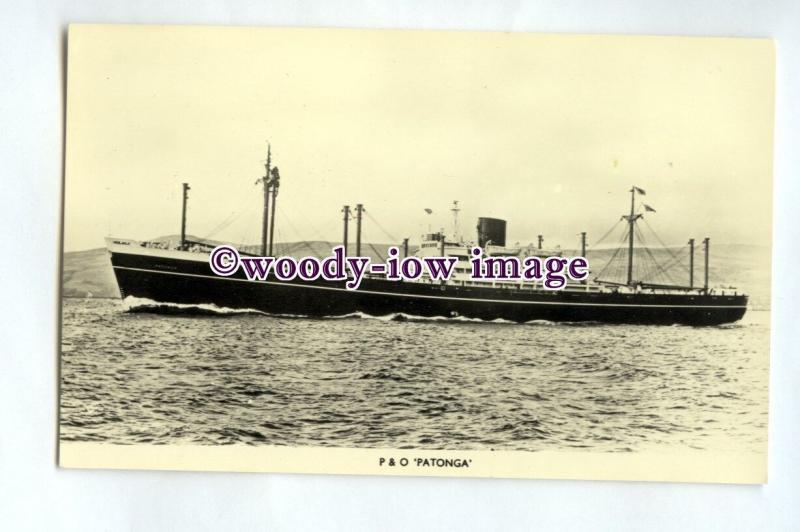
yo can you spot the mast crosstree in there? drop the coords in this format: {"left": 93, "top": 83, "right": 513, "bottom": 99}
{"left": 256, "top": 143, "right": 281, "bottom": 256}
{"left": 592, "top": 186, "right": 711, "bottom": 293}
{"left": 624, "top": 186, "right": 646, "bottom": 285}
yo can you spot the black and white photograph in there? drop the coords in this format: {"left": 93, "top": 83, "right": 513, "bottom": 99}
{"left": 59, "top": 25, "right": 773, "bottom": 483}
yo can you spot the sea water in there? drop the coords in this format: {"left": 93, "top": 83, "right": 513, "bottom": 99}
{"left": 60, "top": 298, "right": 769, "bottom": 453}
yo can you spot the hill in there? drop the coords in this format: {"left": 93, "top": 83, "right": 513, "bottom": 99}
{"left": 62, "top": 247, "right": 121, "bottom": 298}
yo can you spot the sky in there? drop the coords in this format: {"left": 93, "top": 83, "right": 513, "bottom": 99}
{"left": 64, "top": 26, "right": 774, "bottom": 252}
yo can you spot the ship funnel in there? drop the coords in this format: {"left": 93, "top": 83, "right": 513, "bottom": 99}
{"left": 477, "top": 217, "right": 506, "bottom": 248}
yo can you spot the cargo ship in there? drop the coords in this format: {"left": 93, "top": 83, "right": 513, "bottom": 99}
{"left": 106, "top": 146, "right": 748, "bottom": 325}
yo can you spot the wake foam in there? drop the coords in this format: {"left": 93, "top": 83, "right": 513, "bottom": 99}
{"left": 121, "top": 299, "right": 523, "bottom": 324}
{"left": 324, "top": 311, "right": 520, "bottom": 324}
{"left": 122, "top": 296, "right": 269, "bottom": 317}
{"left": 121, "top": 297, "right": 670, "bottom": 327}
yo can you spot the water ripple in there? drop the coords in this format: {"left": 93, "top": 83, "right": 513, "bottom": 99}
{"left": 59, "top": 298, "right": 770, "bottom": 453}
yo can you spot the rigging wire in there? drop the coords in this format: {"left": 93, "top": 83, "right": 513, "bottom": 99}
{"left": 234, "top": 190, "right": 263, "bottom": 251}
{"left": 365, "top": 211, "right": 399, "bottom": 244}
{"left": 598, "top": 251, "right": 619, "bottom": 281}
{"left": 633, "top": 225, "right": 655, "bottom": 282}
{"left": 274, "top": 225, "right": 285, "bottom": 256}
{"left": 641, "top": 217, "right": 684, "bottom": 264}
{"left": 635, "top": 224, "right": 679, "bottom": 285}
{"left": 596, "top": 218, "right": 689, "bottom": 286}
{"left": 594, "top": 225, "right": 630, "bottom": 280}
{"left": 615, "top": 226, "right": 633, "bottom": 281}
{"left": 368, "top": 243, "right": 385, "bottom": 262}
{"left": 238, "top": 220, "right": 255, "bottom": 252}
{"left": 201, "top": 181, "right": 261, "bottom": 242}
{"left": 643, "top": 246, "right": 677, "bottom": 285}
{"left": 656, "top": 244, "right": 691, "bottom": 276}
{"left": 277, "top": 206, "right": 320, "bottom": 258}
{"left": 636, "top": 225, "right": 662, "bottom": 283}
{"left": 203, "top": 210, "right": 239, "bottom": 240}
{"left": 205, "top": 202, "right": 256, "bottom": 242}
{"left": 590, "top": 218, "right": 624, "bottom": 249}
{"left": 303, "top": 210, "right": 339, "bottom": 243}
{"left": 201, "top": 175, "right": 264, "bottom": 240}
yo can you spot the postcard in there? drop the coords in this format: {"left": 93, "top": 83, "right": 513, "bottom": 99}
{"left": 60, "top": 24, "right": 774, "bottom": 483}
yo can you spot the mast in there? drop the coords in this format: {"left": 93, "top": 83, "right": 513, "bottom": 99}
{"left": 402, "top": 237, "right": 409, "bottom": 258}
{"left": 342, "top": 205, "right": 350, "bottom": 255}
{"left": 580, "top": 231, "right": 586, "bottom": 257}
{"left": 703, "top": 237, "right": 710, "bottom": 293}
{"left": 180, "top": 183, "right": 190, "bottom": 250}
{"left": 624, "top": 186, "right": 644, "bottom": 286}
{"left": 451, "top": 200, "right": 460, "bottom": 241}
{"left": 537, "top": 235, "right": 543, "bottom": 250}
{"left": 626, "top": 187, "right": 635, "bottom": 285}
{"left": 260, "top": 144, "right": 271, "bottom": 256}
{"left": 688, "top": 238, "right": 695, "bottom": 288}
{"left": 355, "top": 204, "right": 364, "bottom": 256}
{"left": 268, "top": 166, "right": 279, "bottom": 256}
{"left": 579, "top": 231, "right": 587, "bottom": 284}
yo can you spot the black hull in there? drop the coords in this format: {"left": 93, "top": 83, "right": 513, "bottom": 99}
{"left": 109, "top": 251, "right": 748, "bottom": 326}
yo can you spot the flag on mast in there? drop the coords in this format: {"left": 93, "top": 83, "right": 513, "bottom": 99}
{"left": 643, "top": 204, "right": 656, "bottom": 212}
{"left": 633, "top": 186, "right": 646, "bottom": 195}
